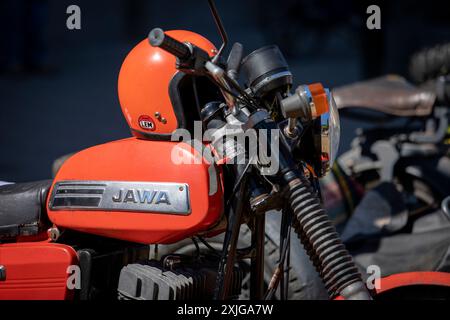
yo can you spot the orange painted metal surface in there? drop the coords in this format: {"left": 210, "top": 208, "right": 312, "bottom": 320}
{"left": 309, "top": 83, "right": 329, "bottom": 117}
{"left": 334, "top": 271, "right": 450, "bottom": 300}
{"left": 376, "top": 271, "right": 450, "bottom": 293}
{"left": 0, "top": 242, "right": 78, "bottom": 300}
{"left": 47, "top": 138, "right": 224, "bottom": 244}
{"left": 118, "top": 30, "right": 216, "bottom": 137}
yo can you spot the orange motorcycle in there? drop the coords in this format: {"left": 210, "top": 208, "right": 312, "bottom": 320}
{"left": 1, "top": 0, "right": 449, "bottom": 300}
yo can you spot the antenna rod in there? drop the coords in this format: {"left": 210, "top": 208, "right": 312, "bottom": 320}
{"left": 208, "top": 0, "right": 228, "bottom": 62}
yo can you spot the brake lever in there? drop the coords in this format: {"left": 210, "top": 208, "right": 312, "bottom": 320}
{"left": 176, "top": 43, "right": 211, "bottom": 75}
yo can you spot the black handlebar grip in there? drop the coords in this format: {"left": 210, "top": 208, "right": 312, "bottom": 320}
{"left": 148, "top": 28, "right": 191, "bottom": 60}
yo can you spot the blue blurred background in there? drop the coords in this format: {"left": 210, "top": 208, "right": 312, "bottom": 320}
{"left": 1, "top": 0, "right": 450, "bottom": 182}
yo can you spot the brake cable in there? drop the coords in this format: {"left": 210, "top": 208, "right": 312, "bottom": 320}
{"left": 264, "top": 207, "right": 292, "bottom": 300}
{"left": 196, "top": 236, "right": 221, "bottom": 257}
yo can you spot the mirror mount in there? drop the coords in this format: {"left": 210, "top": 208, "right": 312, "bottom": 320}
{"left": 208, "top": 0, "right": 229, "bottom": 63}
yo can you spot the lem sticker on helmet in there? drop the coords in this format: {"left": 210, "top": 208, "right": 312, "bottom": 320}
{"left": 138, "top": 115, "right": 156, "bottom": 131}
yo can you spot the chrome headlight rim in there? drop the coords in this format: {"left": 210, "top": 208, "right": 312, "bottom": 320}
{"left": 315, "top": 89, "right": 340, "bottom": 176}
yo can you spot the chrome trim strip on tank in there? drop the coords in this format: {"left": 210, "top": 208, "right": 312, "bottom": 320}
{"left": 49, "top": 181, "right": 191, "bottom": 215}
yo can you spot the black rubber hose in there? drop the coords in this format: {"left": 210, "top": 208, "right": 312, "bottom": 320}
{"left": 287, "top": 175, "right": 370, "bottom": 299}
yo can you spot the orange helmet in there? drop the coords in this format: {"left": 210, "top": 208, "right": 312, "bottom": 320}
{"left": 118, "top": 30, "right": 217, "bottom": 139}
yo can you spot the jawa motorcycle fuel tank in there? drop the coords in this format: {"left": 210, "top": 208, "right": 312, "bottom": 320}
{"left": 47, "top": 138, "right": 224, "bottom": 244}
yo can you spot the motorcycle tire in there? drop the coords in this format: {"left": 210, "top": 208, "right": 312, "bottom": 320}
{"left": 239, "top": 212, "right": 329, "bottom": 300}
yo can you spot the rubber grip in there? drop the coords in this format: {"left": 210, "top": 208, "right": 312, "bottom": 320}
{"left": 148, "top": 28, "right": 191, "bottom": 60}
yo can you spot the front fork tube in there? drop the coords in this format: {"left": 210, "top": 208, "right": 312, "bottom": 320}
{"left": 250, "top": 214, "right": 265, "bottom": 300}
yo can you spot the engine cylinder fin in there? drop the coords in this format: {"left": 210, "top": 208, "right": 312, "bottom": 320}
{"left": 118, "top": 259, "right": 243, "bottom": 300}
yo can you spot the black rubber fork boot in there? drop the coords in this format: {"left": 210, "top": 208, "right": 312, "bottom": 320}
{"left": 288, "top": 176, "right": 372, "bottom": 300}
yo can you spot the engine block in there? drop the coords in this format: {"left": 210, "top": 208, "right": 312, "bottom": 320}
{"left": 118, "top": 256, "right": 243, "bottom": 300}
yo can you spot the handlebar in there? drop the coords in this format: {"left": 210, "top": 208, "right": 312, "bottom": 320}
{"left": 148, "top": 28, "right": 192, "bottom": 60}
